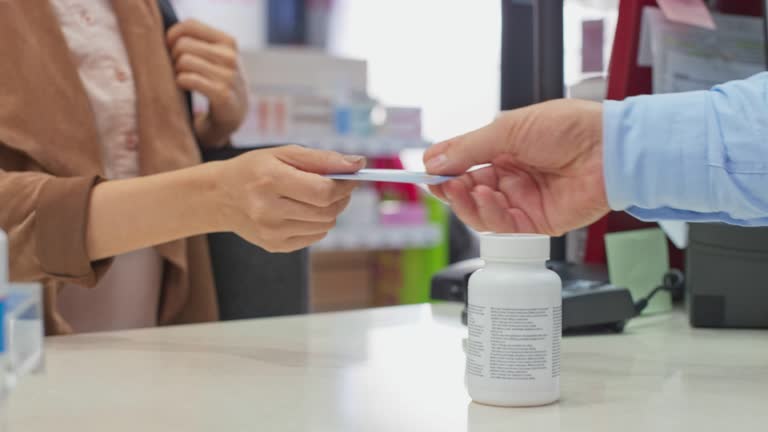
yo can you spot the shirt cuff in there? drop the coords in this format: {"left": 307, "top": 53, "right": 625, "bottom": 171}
{"left": 602, "top": 91, "right": 714, "bottom": 214}
{"left": 626, "top": 206, "right": 768, "bottom": 227}
{"left": 36, "top": 176, "right": 112, "bottom": 286}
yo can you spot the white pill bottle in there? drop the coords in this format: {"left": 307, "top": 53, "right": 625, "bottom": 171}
{"left": 466, "top": 234, "right": 562, "bottom": 406}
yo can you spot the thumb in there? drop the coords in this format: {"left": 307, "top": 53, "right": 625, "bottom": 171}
{"left": 424, "top": 118, "right": 510, "bottom": 175}
{"left": 277, "top": 146, "right": 366, "bottom": 174}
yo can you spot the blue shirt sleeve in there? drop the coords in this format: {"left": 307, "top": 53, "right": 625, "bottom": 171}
{"left": 603, "top": 72, "right": 768, "bottom": 226}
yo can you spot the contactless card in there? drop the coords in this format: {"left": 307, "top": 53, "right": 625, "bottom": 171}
{"left": 325, "top": 169, "right": 455, "bottom": 185}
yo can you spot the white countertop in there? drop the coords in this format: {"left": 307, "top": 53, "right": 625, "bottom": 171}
{"left": 7, "top": 304, "right": 768, "bottom": 432}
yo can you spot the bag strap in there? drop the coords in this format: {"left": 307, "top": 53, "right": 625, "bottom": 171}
{"left": 157, "top": 0, "right": 195, "bottom": 125}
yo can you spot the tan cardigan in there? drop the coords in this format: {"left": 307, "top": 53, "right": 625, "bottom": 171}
{"left": 0, "top": 0, "right": 219, "bottom": 334}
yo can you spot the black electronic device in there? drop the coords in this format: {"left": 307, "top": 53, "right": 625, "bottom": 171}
{"left": 431, "top": 259, "right": 636, "bottom": 333}
{"left": 687, "top": 224, "right": 768, "bottom": 328}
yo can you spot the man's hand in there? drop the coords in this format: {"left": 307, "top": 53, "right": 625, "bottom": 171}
{"left": 167, "top": 19, "right": 248, "bottom": 148}
{"left": 423, "top": 99, "right": 608, "bottom": 236}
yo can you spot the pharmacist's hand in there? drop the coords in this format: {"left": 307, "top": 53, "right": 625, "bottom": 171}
{"left": 218, "top": 146, "right": 364, "bottom": 252}
{"left": 167, "top": 19, "right": 248, "bottom": 148}
{"left": 423, "top": 99, "right": 608, "bottom": 236}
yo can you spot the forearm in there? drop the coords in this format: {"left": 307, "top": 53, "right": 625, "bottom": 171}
{"left": 603, "top": 72, "right": 768, "bottom": 225}
{"left": 86, "top": 161, "right": 231, "bottom": 260}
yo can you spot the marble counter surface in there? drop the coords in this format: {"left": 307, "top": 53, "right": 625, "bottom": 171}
{"left": 7, "top": 304, "right": 768, "bottom": 432}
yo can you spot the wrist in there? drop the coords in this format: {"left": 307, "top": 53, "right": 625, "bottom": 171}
{"left": 195, "top": 161, "right": 243, "bottom": 233}
{"left": 586, "top": 101, "right": 608, "bottom": 213}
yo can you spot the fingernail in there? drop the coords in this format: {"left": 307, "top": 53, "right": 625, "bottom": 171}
{"left": 425, "top": 154, "right": 448, "bottom": 171}
{"left": 343, "top": 155, "right": 366, "bottom": 165}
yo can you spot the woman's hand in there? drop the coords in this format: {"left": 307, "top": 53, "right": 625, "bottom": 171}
{"left": 216, "top": 146, "right": 365, "bottom": 252}
{"left": 167, "top": 19, "right": 248, "bottom": 148}
{"left": 424, "top": 99, "right": 607, "bottom": 236}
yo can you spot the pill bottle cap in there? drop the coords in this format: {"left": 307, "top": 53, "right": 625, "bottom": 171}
{"left": 479, "top": 233, "right": 550, "bottom": 261}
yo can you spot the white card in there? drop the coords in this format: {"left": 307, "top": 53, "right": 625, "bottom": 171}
{"left": 325, "top": 169, "right": 455, "bottom": 185}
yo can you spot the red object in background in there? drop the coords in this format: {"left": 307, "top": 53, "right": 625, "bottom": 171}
{"left": 371, "top": 157, "right": 420, "bottom": 202}
{"left": 714, "top": 1, "right": 763, "bottom": 16}
{"left": 587, "top": 0, "right": 763, "bottom": 268}
{"left": 605, "top": 0, "right": 657, "bottom": 101}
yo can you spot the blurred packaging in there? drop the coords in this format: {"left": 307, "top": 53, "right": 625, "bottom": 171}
{"left": 380, "top": 107, "right": 422, "bottom": 139}
{"left": 246, "top": 87, "right": 335, "bottom": 139}
{"left": 233, "top": 48, "right": 379, "bottom": 143}
{"left": 232, "top": 48, "right": 422, "bottom": 145}
{"left": 337, "top": 186, "right": 379, "bottom": 228}
{"left": 379, "top": 201, "right": 426, "bottom": 226}
{"left": 241, "top": 47, "right": 367, "bottom": 92}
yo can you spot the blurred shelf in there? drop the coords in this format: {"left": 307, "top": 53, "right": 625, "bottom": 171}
{"left": 232, "top": 136, "right": 430, "bottom": 156}
{"left": 312, "top": 224, "right": 442, "bottom": 251}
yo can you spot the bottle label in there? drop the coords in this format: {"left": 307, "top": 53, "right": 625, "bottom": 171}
{"left": 467, "top": 298, "right": 561, "bottom": 388}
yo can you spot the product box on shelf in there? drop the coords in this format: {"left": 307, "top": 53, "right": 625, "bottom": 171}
{"left": 240, "top": 48, "right": 367, "bottom": 94}
{"left": 229, "top": 47, "right": 426, "bottom": 154}
{"left": 380, "top": 107, "right": 422, "bottom": 140}
{"left": 232, "top": 48, "right": 370, "bottom": 144}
